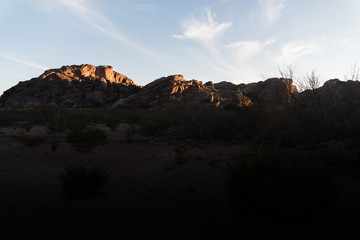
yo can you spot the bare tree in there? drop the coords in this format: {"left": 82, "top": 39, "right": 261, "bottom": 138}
{"left": 278, "top": 65, "right": 296, "bottom": 79}
{"left": 295, "top": 70, "right": 322, "bottom": 92}
{"left": 343, "top": 62, "right": 360, "bottom": 81}
{"left": 29, "top": 92, "right": 68, "bottom": 151}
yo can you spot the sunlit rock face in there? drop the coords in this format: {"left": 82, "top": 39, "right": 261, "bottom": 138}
{"left": 0, "top": 65, "right": 301, "bottom": 109}
{"left": 0, "top": 64, "right": 140, "bottom": 108}
{"left": 239, "top": 78, "right": 298, "bottom": 107}
{"left": 111, "top": 75, "right": 253, "bottom": 109}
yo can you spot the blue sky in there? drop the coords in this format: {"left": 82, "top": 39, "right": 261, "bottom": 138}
{"left": 1, "top": 0, "right": 360, "bottom": 95}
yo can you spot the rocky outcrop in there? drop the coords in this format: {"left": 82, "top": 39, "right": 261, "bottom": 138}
{"left": 0, "top": 65, "right": 300, "bottom": 109}
{"left": 303, "top": 79, "right": 360, "bottom": 109}
{"left": 111, "top": 75, "right": 252, "bottom": 109}
{"left": 0, "top": 64, "right": 140, "bottom": 108}
{"left": 239, "top": 78, "right": 298, "bottom": 106}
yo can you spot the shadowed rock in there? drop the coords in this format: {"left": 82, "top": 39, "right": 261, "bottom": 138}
{"left": 298, "top": 79, "right": 360, "bottom": 110}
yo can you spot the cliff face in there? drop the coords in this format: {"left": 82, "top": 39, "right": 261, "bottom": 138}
{"left": 0, "top": 64, "right": 299, "bottom": 109}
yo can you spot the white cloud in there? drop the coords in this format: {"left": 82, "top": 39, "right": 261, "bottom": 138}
{"left": 173, "top": 9, "right": 232, "bottom": 54}
{"left": 258, "top": 0, "right": 286, "bottom": 25}
{"left": 278, "top": 41, "right": 321, "bottom": 64}
{"left": 134, "top": 3, "right": 156, "bottom": 11}
{"left": 225, "top": 38, "right": 276, "bottom": 60}
{"left": 40, "top": 0, "right": 159, "bottom": 57}
{"left": 0, "top": 54, "right": 48, "bottom": 70}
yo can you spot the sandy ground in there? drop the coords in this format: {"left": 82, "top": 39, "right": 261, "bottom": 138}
{"left": 1, "top": 124, "right": 360, "bottom": 239}
{"left": 0, "top": 124, "right": 252, "bottom": 239}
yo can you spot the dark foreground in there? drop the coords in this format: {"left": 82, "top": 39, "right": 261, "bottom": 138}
{"left": 1, "top": 137, "right": 360, "bottom": 240}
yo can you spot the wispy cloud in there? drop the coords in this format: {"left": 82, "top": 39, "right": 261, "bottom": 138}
{"left": 134, "top": 3, "right": 156, "bottom": 11}
{"left": 45, "top": 0, "right": 159, "bottom": 57}
{"left": 0, "top": 54, "right": 48, "bottom": 70}
{"left": 225, "top": 38, "right": 276, "bottom": 60}
{"left": 258, "top": 0, "right": 286, "bottom": 25}
{"left": 278, "top": 41, "right": 321, "bottom": 64}
{"left": 173, "top": 9, "right": 232, "bottom": 54}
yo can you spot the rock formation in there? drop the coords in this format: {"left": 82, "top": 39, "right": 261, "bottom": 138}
{"left": 298, "top": 79, "right": 360, "bottom": 110}
{"left": 0, "top": 64, "right": 140, "bottom": 108}
{"left": 111, "top": 75, "right": 252, "bottom": 109}
{"left": 0, "top": 64, "right": 300, "bottom": 109}
{"left": 239, "top": 78, "right": 298, "bottom": 107}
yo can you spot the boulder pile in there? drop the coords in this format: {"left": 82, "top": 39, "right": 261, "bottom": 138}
{"left": 0, "top": 64, "right": 299, "bottom": 109}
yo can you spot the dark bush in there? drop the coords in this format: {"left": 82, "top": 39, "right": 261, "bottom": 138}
{"left": 59, "top": 164, "right": 110, "bottom": 197}
{"left": 105, "top": 118, "right": 120, "bottom": 131}
{"left": 66, "top": 128, "right": 107, "bottom": 152}
{"left": 20, "top": 122, "right": 34, "bottom": 132}
{"left": 174, "top": 144, "right": 189, "bottom": 165}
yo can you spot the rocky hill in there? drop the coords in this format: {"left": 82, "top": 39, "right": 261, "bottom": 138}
{"left": 0, "top": 64, "right": 140, "bottom": 108}
{"left": 111, "top": 75, "right": 254, "bottom": 109}
{"left": 0, "top": 64, "right": 299, "bottom": 108}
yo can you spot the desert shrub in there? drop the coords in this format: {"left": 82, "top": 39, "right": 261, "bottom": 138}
{"left": 66, "top": 128, "right": 107, "bottom": 152}
{"left": 30, "top": 105, "right": 68, "bottom": 132}
{"left": 105, "top": 118, "right": 120, "bottom": 131}
{"left": 20, "top": 122, "right": 34, "bottom": 132}
{"left": 139, "top": 109, "right": 178, "bottom": 137}
{"left": 59, "top": 164, "right": 110, "bottom": 197}
{"left": 172, "top": 106, "right": 244, "bottom": 141}
{"left": 174, "top": 144, "right": 189, "bottom": 165}
{"left": 227, "top": 149, "right": 335, "bottom": 219}
{"left": 14, "top": 135, "right": 46, "bottom": 147}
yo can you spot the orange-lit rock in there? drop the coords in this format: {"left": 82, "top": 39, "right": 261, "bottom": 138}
{"left": 0, "top": 65, "right": 301, "bottom": 109}
{"left": 111, "top": 75, "right": 252, "bottom": 109}
{"left": 0, "top": 64, "right": 140, "bottom": 108}
{"left": 240, "top": 78, "right": 298, "bottom": 106}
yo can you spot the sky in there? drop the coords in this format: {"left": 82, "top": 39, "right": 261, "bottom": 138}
{"left": 1, "top": 0, "right": 360, "bottom": 96}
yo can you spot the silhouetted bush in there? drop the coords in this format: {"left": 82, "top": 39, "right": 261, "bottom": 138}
{"left": 66, "top": 128, "right": 107, "bottom": 152}
{"left": 59, "top": 164, "right": 110, "bottom": 197}
{"left": 105, "top": 118, "right": 120, "bottom": 131}
{"left": 30, "top": 105, "right": 68, "bottom": 132}
{"left": 20, "top": 122, "right": 34, "bottom": 132}
{"left": 138, "top": 105, "right": 259, "bottom": 141}
{"left": 174, "top": 144, "right": 189, "bottom": 165}
{"left": 139, "top": 109, "right": 177, "bottom": 137}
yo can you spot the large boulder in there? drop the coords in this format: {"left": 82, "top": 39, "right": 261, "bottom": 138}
{"left": 214, "top": 82, "right": 253, "bottom": 108}
{"left": 0, "top": 64, "right": 140, "bottom": 108}
{"left": 302, "top": 79, "right": 360, "bottom": 110}
{"left": 239, "top": 78, "right": 298, "bottom": 106}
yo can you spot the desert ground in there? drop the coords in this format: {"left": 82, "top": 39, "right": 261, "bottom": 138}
{"left": 0, "top": 122, "right": 360, "bottom": 239}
